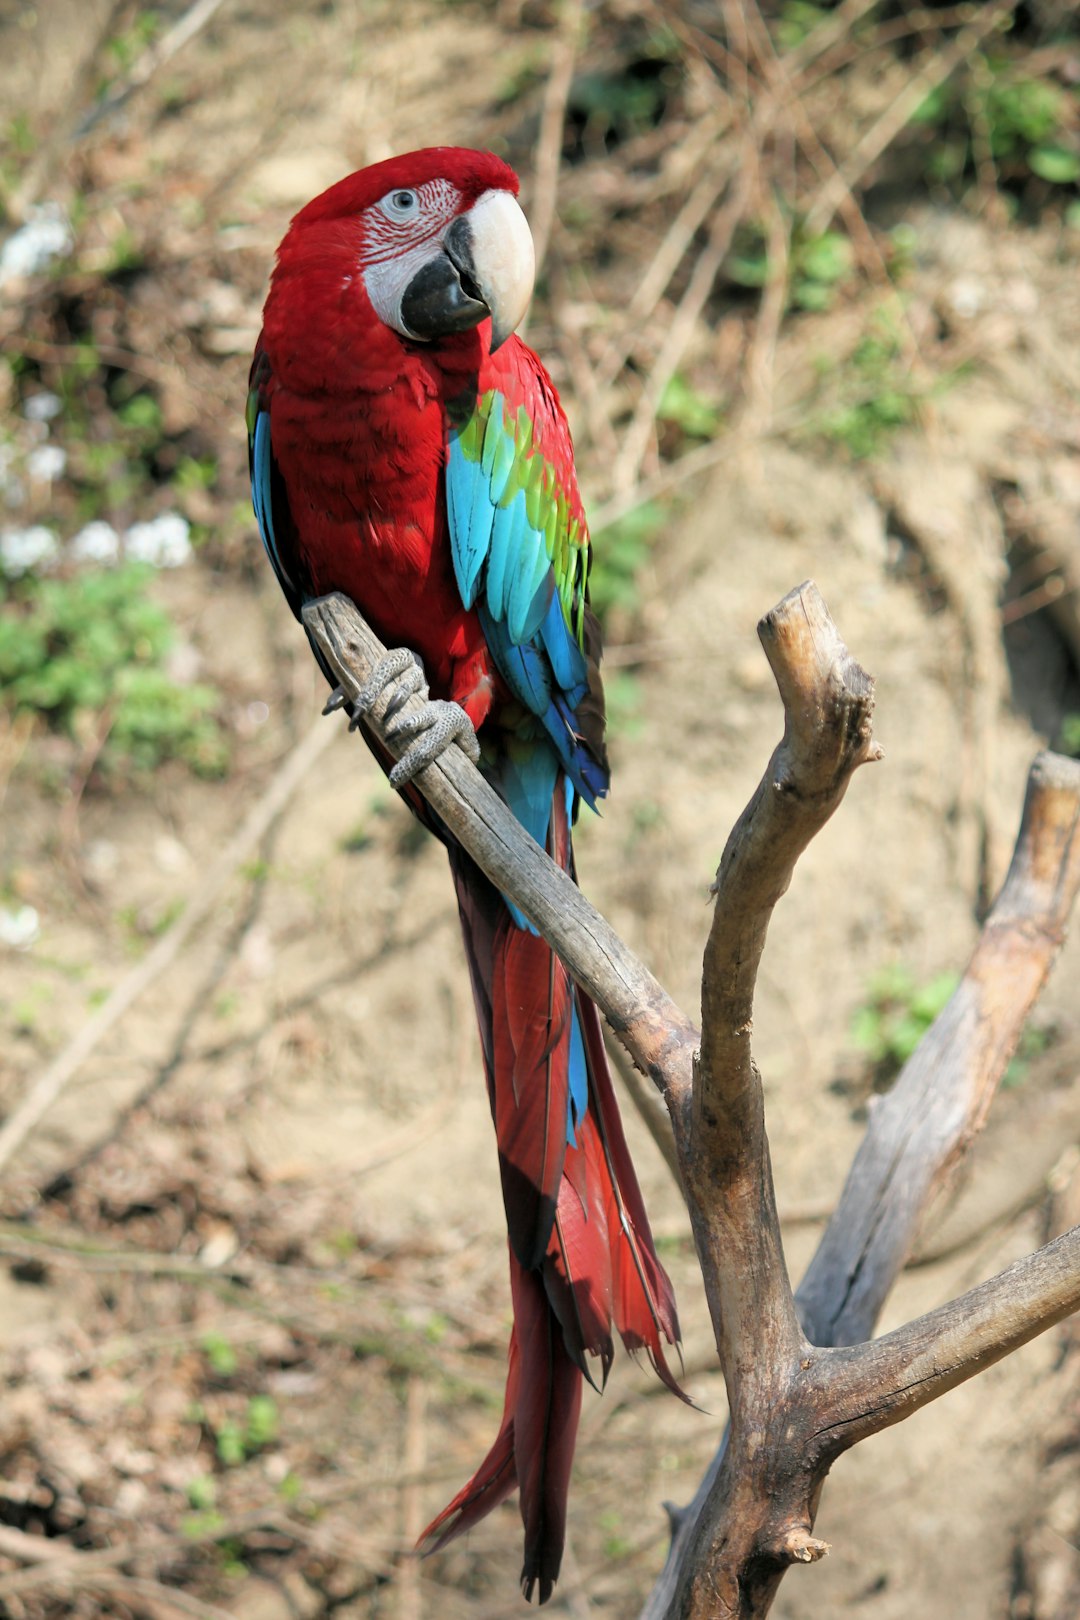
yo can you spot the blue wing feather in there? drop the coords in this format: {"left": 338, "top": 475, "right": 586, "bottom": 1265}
{"left": 446, "top": 387, "right": 604, "bottom": 816}
{"left": 252, "top": 410, "right": 297, "bottom": 601}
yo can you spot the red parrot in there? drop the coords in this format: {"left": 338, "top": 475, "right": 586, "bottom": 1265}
{"left": 248, "top": 147, "right": 680, "bottom": 1603}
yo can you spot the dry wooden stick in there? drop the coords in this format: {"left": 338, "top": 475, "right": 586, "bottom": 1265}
{"left": 689, "top": 586, "right": 879, "bottom": 1380}
{"left": 528, "top": 0, "right": 585, "bottom": 280}
{"left": 803, "top": 0, "right": 1019, "bottom": 234}
{"left": 591, "top": 154, "right": 730, "bottom": 397}
{"left": 816, "top": 1222, "right": 1080, "bottom": 1449}
{"left": 611, "top": 167, "right": 753, "bottom": 491}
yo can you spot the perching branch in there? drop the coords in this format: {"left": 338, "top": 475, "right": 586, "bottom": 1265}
{"left": 302, "top": 587, "right": 1080, "bottom": 1620}
{"left": 302, "top": 594, "right": 698, "bottom": 1148}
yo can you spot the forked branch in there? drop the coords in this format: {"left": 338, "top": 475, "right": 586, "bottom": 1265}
{"left": 303, "top": 587, "right": 1080, "bottom": 1620}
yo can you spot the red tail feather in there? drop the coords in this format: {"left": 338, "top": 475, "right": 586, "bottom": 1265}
{"left": 493, "top": 920, "right": 572, "bottom": 1270}
{"left": 510, "top": 1257, "right": 584, "bottom": 1603}
{"left": 427, "top": 805, "right": 681, "bottom": 1602}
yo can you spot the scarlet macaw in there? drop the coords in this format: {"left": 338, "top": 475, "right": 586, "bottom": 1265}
{"left": 248, "top": 147, "right": 680, "bottom": 1603}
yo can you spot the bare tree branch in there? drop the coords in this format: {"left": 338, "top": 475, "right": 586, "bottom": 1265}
{"left": 817, "top": 1222, "right": 1080, "bottom": 1454}
{"left": 691, "top": 584, "right": 880, "bottom": 1388}
{"left": 798, "top": 748, "right": 1080, "bottom": 1346}
{"left": 301, "top": 588, "right": 1080, "bottom": 1620}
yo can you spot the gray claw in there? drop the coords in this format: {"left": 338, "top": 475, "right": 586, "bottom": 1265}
{"left": 349, "top": 648, "right": 426, "bottom": 731}
{"left": 386, "top": 700, "right": 481, "bottom": 788}
{"left": 322, "top": 686, "right": 348, "bottom": 715}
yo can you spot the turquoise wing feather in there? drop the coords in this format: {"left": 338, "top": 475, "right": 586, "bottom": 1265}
{"left": 445, "top": 342, "right": 606, "bottom": 814}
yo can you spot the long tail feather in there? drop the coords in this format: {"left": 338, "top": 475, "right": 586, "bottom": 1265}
{"left": 418, "top": 1250, "right": 583, "bottom": 1604}
{"left": 429, "top": 798, "right": 681, "bottom": 1602}
{"left": 493, "top": 920, "right": 572, "bottom": 1269}
{"left": 510, "top": 1257, "right": 584, "bottom": 1603}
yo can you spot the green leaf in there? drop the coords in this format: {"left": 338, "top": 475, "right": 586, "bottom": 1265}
{"left": 796, "top": 232, "right": 853, "bottom": 285}
{"left": 215, "top": 1421, "right": 246, "bottom": 1468}
{"left": 1028, "top": 145, "right": 1080, "bottom": 185}
{"left": 657, "top": 374, "right": 720, "bottom": 439}
{"left": 245, "top": 1395, "right": 278, "bottom": 1449}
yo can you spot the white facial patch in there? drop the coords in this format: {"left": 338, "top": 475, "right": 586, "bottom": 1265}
{"left": 361, "top": 177, "right": 461, "bottom": 339}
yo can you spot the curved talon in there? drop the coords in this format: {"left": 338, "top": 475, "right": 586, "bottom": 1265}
{"left": 387, "top": 699, "right": 481, "bottom": 788}
{"left": 354, "top": 648, "right": 427, "bottom": 720}
{"left": 322, "top": 686, "right": 348, "bottom": 716}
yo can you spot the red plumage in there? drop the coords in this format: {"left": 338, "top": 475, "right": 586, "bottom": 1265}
{"left": 252, "top": 147, "right": 681, "bottom": 1604}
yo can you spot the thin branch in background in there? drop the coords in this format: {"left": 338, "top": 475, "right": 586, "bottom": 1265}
{"left": 0, "top": 715, "right": 337, "bottom": 1181}
{"left": 1002, "top": 573, "right": 1071, "bottom": 625}
{"left": 611, "top": 166, "right": 754, "bottom": 490}
{"left": 737, "top": 184, "right": 790, "bottom": 437}
{"left": 398, "top": 1375, "right": 427, "bottom": 1620}
{"left": 803, "top": 0, "right": 1020, "bottom": 234}
{"left": 588, "top": 436, "right": 731, "bottom": 535}
{"left": 528, "top": 0, "right": 586, "bottom": 282}
{"left": 81, "top": 1575, "right": 237, "bottom": 1620}
{"left": 74, "top": 0, "right": 232, "bottom": 138}
{"left": 592, "top": 155, "right": 731, "bottom": 397}
{"left": 782, "top": 0, "right": 888, "bottom": 78}
{"left": 739, "top": 0, "right": 900, "bottom": 302}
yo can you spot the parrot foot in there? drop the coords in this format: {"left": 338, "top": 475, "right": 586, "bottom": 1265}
{"left": 348, "top": 648, "right": 481, "bottom": 787}
{"left": 350, "top": 648, "right": 426, "bottom": 731}
{"left": 385, "top": 699, "right": 481, "bottom": 787}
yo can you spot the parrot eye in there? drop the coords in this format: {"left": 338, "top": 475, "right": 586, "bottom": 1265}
{"left": 380, "top": 188, "right": 420, "bottom": 221}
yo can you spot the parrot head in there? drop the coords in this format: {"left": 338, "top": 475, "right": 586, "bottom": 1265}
{"left": 275, "top": 147, "right": 535, "bottom": 354}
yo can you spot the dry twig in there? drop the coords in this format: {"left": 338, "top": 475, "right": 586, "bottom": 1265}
{"left": 529, "top": 0, "right": 585, "bottom": 280}
{"left": 803, "top": 0, "right": 1020, "bottom": 234}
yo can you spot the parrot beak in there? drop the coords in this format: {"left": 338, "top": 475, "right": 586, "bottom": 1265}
{"left": 398, "top": 190, "right": 535, "bottom": 352}
{"left": 454, "top": 189, "right": 535, "bottom": 352}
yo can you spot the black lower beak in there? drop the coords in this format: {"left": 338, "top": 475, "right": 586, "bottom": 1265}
{"left": 400, "top": 216, "right": 489, "bottom": 342}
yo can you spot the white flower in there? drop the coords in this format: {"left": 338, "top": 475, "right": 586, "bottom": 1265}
{"left": 0, "top": 203, "right": 74, "bottom": 286}
{"left": 0, "top": 905, "right": 40, "bottom": 951}
{"left": 70, "top": 520, "right": 121, "bottom": 565}
{"left": 0, "top": 524, "right": 58, "bottom": 576}
{"left": 125, "top": 512, "right": 193, "bottom": 568}
{"left": 23, "top": 392, "right": 62, "bottom": 423}
{"left": 27, "top": 444, "right": 66, "bottom": 483}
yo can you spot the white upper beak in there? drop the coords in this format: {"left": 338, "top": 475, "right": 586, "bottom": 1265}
{"left": 467, "top": 189, "right": 536, "bottom": 351}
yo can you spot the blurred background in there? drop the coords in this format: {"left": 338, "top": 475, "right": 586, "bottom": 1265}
{"left": 1, "top": 1, "right": 1080, "bottom": 1615}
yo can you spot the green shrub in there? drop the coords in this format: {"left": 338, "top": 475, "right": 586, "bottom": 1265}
{"left": 0, "top": 564, "right": 227, "bottom": 777}
{"left": 850, "top": 964, "right": 959, "bottom": 1086}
